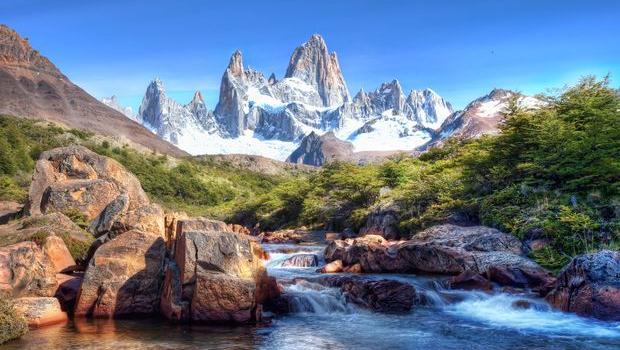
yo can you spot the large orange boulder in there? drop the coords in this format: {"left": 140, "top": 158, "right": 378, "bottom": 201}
{"left": 25, "top": 146, "right": 163, "bottom": 239}
{"left": 74, "top": 230, "right": 166, "bottom": 318}
{"left": 42, "top": 235, "right": 75, "bottom": 272}
{"left": 325, "top": 225, "right": 554, "bottom": 291}
{"left": 0, "top": 241, "right": 57, "bottom": 297}
{"left": 161, "top": 219, "right": 277, "bottom": 323}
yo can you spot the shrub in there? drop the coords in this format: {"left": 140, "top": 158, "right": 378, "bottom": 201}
{"left": 0, "top": 296, "right": 28, "bottom": 344}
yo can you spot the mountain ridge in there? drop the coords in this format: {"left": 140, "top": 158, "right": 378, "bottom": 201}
{"left": 0, "top": 24, "right": 186, "bottom": 157}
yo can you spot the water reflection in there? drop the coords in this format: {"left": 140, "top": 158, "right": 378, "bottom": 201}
{"left": 3, "top": 318, "right": 261, "bottom": 350}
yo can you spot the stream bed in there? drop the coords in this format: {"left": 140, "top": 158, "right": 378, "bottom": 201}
{"left": 3, "top": 244, "right": 620, "bottom": 349}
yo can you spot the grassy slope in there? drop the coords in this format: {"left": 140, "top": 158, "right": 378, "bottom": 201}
{"left": 0, "top": 115, "right": 295, "bottom": 221}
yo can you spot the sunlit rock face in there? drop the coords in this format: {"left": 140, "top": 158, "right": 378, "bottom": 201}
{"left": 74, "top": 230, "right": 166, "bottom": 318}
{"left": 284, "top": 34, "right": 350, "bottom": 107}
{"left": 161, "top": 219, "right": 278, "bottom": 323}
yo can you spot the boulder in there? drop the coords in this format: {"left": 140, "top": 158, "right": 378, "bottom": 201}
{"left": 449, "top": 271, "right": 492, "bottom": 291}
{"left": 261, "top": 229, "right": 326, "bottom": 244}
{"left": 162, "top": 219, "right": 275, "bottom": 323}
{"left": 0, "top": 241, "right": 57, "bottom": 297}
{"left": 325, "top": 225, "right": 553, "bottom": 290}
{"left": 13, "top": 297, "right": 68, "bottom": 328}
{"left": 176, "top": 217, "right": 232, "bottom": 234}
{"left": 74, "top": 230, "right": 166, "bottom": 318}
{"left": 318, "top": 276, "right": 415, "bottom": 313}
{"left": 341, "top": 279, "right": 414, "bottom": 313}
{"left": 343, "top": 263, "right": 363, "bottom": 273}
{"left": 42, "top": 235, "right": 75, "bottom": 272}
{"left": 545, "top": 250, "right": 620, "bottom": 321}
{"left": 281, "top": 254, "right": 319, "bottom": 267}
{"left": 359, "top": 202, "right": 401, "bottom": 240}
{"left": 54, "top": 274, "right": 82, "bottom": 313}
{"left": 25, "top": 146, "right": 162, "bottom": 238}
{"left": 317, "top": 259, "right": 343, "bottom": 273}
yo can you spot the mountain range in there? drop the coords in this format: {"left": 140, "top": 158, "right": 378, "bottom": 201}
{"left": 121, "top": 34, "right": 541, "bottom": 164}
{"left": 0, "top": 24, "right": 541, "bottom": 165}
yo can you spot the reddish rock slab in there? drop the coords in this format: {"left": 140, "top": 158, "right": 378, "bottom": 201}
{"left": 14, "top": 297, "right": 68, "bottom": 328}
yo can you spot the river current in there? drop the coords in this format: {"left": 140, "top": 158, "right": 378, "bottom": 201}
{"left": 3, "top": 243, "right": 620, "bottom": 349}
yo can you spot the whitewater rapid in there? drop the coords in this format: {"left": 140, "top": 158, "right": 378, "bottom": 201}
{"left": 261, "top": 244, "right": 620, "bottom": 350}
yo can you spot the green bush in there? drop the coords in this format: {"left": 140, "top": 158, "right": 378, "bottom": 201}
{"left": 0, "top": 296, "right": 28, "bottom": 344}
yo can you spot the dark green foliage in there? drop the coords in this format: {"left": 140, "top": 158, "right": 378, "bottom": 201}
{"left": 0, "top": 116, "right": 75, "bottom": 202}
{"left": 0, "top": 296, "right": 28, "bottom": 344}
{"left": 62, "top": 208, "right": 90, "bottom": 230}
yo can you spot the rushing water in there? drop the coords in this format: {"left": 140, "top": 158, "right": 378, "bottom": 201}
{"left": 3, "top": 243, "right": 620, "bottom": 349}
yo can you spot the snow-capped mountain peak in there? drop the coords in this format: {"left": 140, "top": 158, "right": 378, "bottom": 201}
{"left": 101, "top": 95, "right": 137, "bottom": 121}
{"left": 285, "top": 34, "right": 350, "bottom": 107}
{"left": 128, "top": 35, "right": 467, "bottom": 161}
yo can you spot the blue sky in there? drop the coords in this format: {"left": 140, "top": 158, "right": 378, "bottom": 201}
{"left": 2, "top": 0, "right": 619, "bottom": 111}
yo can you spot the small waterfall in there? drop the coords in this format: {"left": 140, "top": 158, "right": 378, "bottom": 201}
{"left": 284, "top": 281, "right": 352, "bottom": 314}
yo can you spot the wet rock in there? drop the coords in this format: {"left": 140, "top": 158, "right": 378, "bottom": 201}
{"left": 449, "top": 271, "right": 492, "bottom": 291}
{"left": 511, "top": 299, "right": 533, "bottom": 310}
{"left": 0, "top": 241, "right": 58, "bottom": 297}
{"left": 341, "top": 279, "right": 414, "bottom": 313}
{"left": 484, "top": 257, "right": 555, "bottom": 291}
{"left": 74, "top": 230, "right": 166, "bottom": 318}
{"left": 317, "top": 260, "right": 343, "bottom": 273}
{"left": 546, "top": 250, "right": 620, "bottom": 321}
{"left": 13, "top": 297, "right": 68, "bottom": 328}
{"left": 42, "top": 235, "right": 75, "bottom": 273}
{"left": 343, "top": 263, "right": 363, "bottom": 273}
{"left": 325, "top": 225, "right": 553, "bottom": 290}
{"left": 317, "top": 276, "right": 414, "bottom": 313}
{"left": 281, "top": 254, "right": 319, "bottom": 267}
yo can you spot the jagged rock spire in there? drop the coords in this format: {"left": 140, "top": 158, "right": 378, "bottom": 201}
{"left": 284, "top": 34, "right": 350, "bottom": 107}
{"left": 227, "top": 50, "right": 244, "bottom": 78}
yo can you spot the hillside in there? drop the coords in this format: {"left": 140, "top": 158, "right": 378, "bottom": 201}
{"left": 0, "top": 115, "right": 300, "bottom": 219}
{"left": 0, "top": 24, "right": 185, "bottom": 157}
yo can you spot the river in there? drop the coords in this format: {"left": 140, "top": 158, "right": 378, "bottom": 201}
{"left": 3, "top": 243, "right": 620, "bottom": 349}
